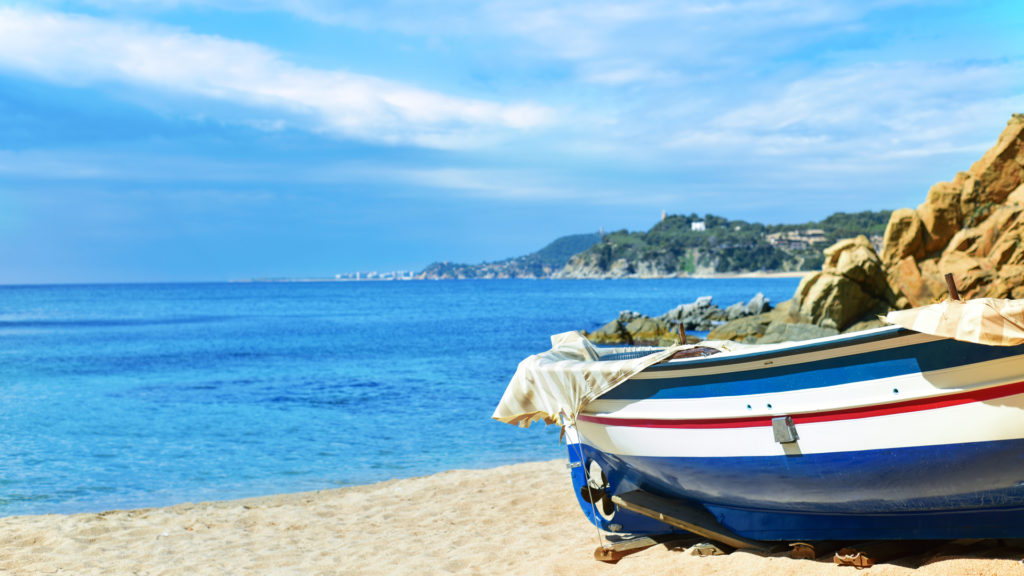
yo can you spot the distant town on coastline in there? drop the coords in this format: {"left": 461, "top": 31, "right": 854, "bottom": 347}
{"left": 406, "top": 210, "right": 891, "bottom": 280}
{"left": 324, "top": 210, "right": 890, "bottom": 281}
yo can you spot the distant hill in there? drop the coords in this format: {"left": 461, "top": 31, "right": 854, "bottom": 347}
{"left": 417, "top": 211, "right": 892, "bottom": 279}
{"left": 417, "top": 232, "right": 603, "bottom": 279}
{"left": 554, "top": 211, "right": 891, "bottom": 278}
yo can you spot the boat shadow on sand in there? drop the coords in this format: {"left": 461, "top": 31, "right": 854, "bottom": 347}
{"left": 604, "top": 536, "right": 1024, "bottom": 569}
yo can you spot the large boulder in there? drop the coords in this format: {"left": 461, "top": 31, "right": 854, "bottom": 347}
{"left": 882, "top": 208, "right": 926, "bottom": 266}
{"left": 918, "top": 177, "right": 964, "bottom": 253}
{"left": 790, "top": 235, "right": 895, "bottom": 331}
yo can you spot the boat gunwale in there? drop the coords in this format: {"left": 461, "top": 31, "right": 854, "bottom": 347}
{"left": 645, "top": 324, "right": 918, "bottom": 373}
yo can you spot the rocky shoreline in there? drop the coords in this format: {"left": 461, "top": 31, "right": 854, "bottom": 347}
{"left": 583, "top": 293, "right": 772, "bottom": 346}
{"left": 586, "top": 114, "right": 1024, "bottom": 346}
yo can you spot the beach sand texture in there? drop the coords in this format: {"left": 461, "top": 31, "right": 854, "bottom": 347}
{"left": 3, "top": 459, "right": 1024, "bottom": 575}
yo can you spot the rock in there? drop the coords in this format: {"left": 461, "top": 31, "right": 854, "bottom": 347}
{"left": 796, "top": 274, "right": 874, "bottom": 330}
{"left": 881, "top": 208, "right": 926, "bottom": 266}
{"left": 888, "top": 256, "right": 933, "bottom": 308}
{"left": 723, "top": 294, "right": 771, "bottom": 322}
{"left": 918, "top": 178, "right": 964, "bottom": 253}
{"left": 790, "top": 236, "right": 894, "bottom": 331}
{"left": 657, "top": 295, "right": 730, "bottom": 331}
{"left": 617, "top": 310, "right": 644, "bottom": 323}
{"left": 606, "top": 115, "right": 1024, "bottom": 345}
{"left": 746, "top": 293, "right": 771, "bottom": 315}
{"left": 965, "top": 114, "right": 1024, "bottom": 214}
{"left": 757, "top": 323, "right": 839, "bottom": 344}
{"left": 587, "top": 294, "right": 772, "bottom": 345}
{"left": 586, "top": 318, "right": 635, "bottom": 345}
{"left": 624, "top": 317, "right": 676, "bottom": 345}
{"left": 725, "top": 301, "right": 747, "bottom": 321}
{"left": 609, "top": 258, "right": 634, "bottom": 277}
{"left": 773, "top": 114, "right": 1024, "bottom": 337}
{"left": 708, "top": 313, "right": 774, "bottom": 342}
{"left": 824, "top": 237, "right": 889, "bottom": 297}
{"left": 708, "top": 301, "right": 792, "bottom": 342}
{"left": 843, "top": 316, "right": 888, "bottom": 334}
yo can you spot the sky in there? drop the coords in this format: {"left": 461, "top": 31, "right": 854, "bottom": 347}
{"left": 0, "top": 1, "right": 1022, "bottom": 283}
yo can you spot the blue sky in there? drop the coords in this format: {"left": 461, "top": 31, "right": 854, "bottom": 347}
{"left": 0, "top": 1, "right": 1022, "bottom": 283}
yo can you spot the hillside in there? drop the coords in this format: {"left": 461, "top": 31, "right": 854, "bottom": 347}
{"left": 553, "top": 211, "right": 891, "bottom": 278}
{"left": 418, "top": 232, "right": 602, "bottom": 279}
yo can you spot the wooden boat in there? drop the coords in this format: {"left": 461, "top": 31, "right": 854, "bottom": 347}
{"left": 495, "top": 298, "right": 1024, "bottom": 545}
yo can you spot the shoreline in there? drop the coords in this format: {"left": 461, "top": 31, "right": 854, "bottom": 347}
{"left": 3, "top": 460, "right": 1022, "bottom": 575}
{"left": 687, "top": 270, "right": 811, "bottom": 279}
{"left": 241, "top": 271, "right": 814, "bottom": 282}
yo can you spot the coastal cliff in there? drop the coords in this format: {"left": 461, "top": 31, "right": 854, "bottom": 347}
{"left": 711, "top": 114, "right": 1024, "bottom": 343}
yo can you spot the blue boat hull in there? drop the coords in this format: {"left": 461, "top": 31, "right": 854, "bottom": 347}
{"left": 571, "top": 437, "right": 1024, "bottom": 540}
{"left": 566, "top": 327, "right": 1024, "bottom": 541}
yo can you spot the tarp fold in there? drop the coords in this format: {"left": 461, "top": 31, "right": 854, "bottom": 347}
{"left": 492, "top": 332, "right": 700, "bottom": 428}
{"left": 885, "top": 298, "right": 1024, "bottom": 347}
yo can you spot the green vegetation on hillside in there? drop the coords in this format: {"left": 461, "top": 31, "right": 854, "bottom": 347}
{"left": 578, "top": 211, "right": 891, "bottom": 274}
{"left": 528, "top": 232, "right": 604, "bottom": 270}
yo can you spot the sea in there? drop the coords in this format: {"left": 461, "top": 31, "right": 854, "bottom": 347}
{"left": 0, "top": 278, "right": 801, "bottom": 517}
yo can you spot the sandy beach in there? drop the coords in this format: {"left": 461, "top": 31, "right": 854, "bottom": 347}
{"left": 3, "top": 460, "right": 1024, "bottom": 575}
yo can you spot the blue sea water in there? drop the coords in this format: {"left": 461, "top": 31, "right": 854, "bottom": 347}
{"left": 0, "top": 278, "right": 800, "bottom": 516}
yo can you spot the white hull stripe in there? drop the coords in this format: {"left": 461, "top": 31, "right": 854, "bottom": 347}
{"left": 579, "top": 380, "right": 1024, "bottom": 429}
{"left": 586, "top": 354, "right": 1024, "bottom": 421}
{"left": 577, "top": 393, "right": 1024, "bottom": 457}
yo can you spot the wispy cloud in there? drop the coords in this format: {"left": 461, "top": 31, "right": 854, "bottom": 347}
{"left": 0, "top": 7, "right": 553, "bottom": 148}
{"left": 54, "top": 0, "right": 909, "bottom": 86}
{"left": 667, "top": 61, "right": 1024, "bottom": 160}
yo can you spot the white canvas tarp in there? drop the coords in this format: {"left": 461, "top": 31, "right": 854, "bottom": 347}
{"left": 492, "top": 331, "right": 695, "bottom": 428}
{"left": 885, "top": 297, "right": 1024, "bottom": 347}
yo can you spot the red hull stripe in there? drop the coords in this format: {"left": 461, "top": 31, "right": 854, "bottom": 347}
{"left": 577, "top": 380, "right": 1024, "bottom": 429}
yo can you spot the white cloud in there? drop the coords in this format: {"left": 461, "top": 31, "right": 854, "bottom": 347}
{"left": 0, "top": 7, "right": 554, "bottom": 148}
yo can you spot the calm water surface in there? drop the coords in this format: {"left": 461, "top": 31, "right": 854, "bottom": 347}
{"left": 0, "top": 278, "right": 800, "bottom": 516}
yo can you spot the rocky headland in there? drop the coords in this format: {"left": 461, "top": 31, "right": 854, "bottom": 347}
{"left": 417, "top": 213, "right": 891, "bottom": 280}
{"left": 554, "top": 212, "right": 889, "bottom": 279}
{"left": 705, "top": 113, "right": 1024, "bottom": 344}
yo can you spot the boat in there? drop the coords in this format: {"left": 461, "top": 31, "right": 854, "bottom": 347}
{"left": 493, "top": 297, "right": 1024, "bottom": 545}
